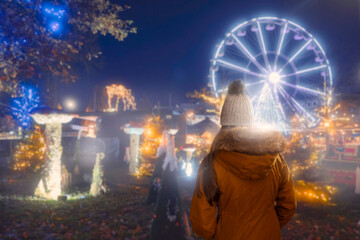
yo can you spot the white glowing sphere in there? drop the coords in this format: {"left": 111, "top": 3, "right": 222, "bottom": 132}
{"left": 269, "top": 72, "right": 280, "bottom": 84}
{"left": 65, "top": 98, "right": 77, "bottom": 111}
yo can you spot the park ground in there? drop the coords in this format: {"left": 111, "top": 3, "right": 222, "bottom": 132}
{"left": 1, "top": 164, "right": 360, "bottom": 240}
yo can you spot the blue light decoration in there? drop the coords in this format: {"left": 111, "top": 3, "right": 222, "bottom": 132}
{"left": 43, "top": 5, "right": 66, "bottom": 19}
{"left": 11, "top": 86, "right": 40, "bottom": 129}
{"left": 41, "top": 3, "right": 66, "bottom": 33}
{"left": 49, "top": 21, "right": 61, "bottom": 32}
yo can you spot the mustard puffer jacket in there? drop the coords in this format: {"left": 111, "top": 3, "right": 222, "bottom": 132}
{"left": 190, "top": 127, "right": 296, "bottom": 240}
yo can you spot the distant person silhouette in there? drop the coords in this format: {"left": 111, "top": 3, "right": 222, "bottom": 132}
{"left": 190, "top": 80, "right": 296, "bottom": 240}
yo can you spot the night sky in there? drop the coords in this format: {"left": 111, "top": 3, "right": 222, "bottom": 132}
{"left": 60, "top": 0, "right": 360, "bottom": 111}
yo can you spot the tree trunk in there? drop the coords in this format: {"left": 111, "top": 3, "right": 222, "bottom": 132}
{"left": 129, "top": 134, "right": 140, "bottom": 174}
{"left": 34, "top": 122, "right": 62, "bottom": 200}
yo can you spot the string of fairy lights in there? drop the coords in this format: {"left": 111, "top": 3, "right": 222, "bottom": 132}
{"left": 104, "top": 84, "right": 136, "bottom": 112}
{"left": 295, "top": 180, "right": 336, "bottom": 204}
{"left": 12, "top": 125, "right": 46, "bottom": 172}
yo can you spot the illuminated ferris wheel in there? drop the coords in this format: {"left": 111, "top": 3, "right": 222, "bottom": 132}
{"left": 210, "top": 17, "right": 333, "bottom": 129}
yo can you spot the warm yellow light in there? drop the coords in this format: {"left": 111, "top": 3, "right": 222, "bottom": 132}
{"left": 188, "top": 88, "right": 226, "bottom": 118}
{"left": 64, "top": 98, "right": 77, "bottom": 111}
{"left": 104, "top": 84, "right": 136, "bottom": 112}
{"left": 185, "top": 163, "right": 193, "bottom": 177}
{"left": 146, "top": 128, "right": 153, "bottom": 136}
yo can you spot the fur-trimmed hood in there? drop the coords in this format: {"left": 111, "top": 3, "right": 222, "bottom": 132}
{"left": 211, "top": 127, "right": 287, "bottom": 180}
{"left": 211, "top": 127, "right": 287, "bottom": 155}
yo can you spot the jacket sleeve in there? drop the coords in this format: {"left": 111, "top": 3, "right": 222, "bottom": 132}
{"left": 190, "top": 167, "right": 217, "bottom": 240}
{"left": 275, "top": 154, "right": 297, "bottom": 228}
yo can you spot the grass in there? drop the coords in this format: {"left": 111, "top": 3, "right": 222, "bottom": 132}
{"left": 1, "top": 166, "right": 360, "bottom": 239}
{"left": 0, "top": 170, "right": 154, "bottom": 240}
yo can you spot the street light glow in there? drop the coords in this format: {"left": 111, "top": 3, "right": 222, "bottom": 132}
{"left": 65, "top": 98, "right": 77, "bottom": 111}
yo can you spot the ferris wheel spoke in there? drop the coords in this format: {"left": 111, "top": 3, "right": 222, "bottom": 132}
{"left": 216, "top": 59, "right": 265, "bottom": 78}
{"left": 230, "top": 33, "right": 269, "bottom": 74}
{"left": 274, "top": 22, "right": 288, "bottom": 71}
{"left": 278, "top": 39, "right": 312, "bottom": 73}
{"left": 276, "top": 84, "right": 298, "bottom": 116}
{"left": 245, "top": 80, "right": 265, "bottom": 87}
{"left": 280, "top": 65, "right": 327, "bottom": 78}
{"left": 277, "top": 85, "right": 316, "bottom": 122}
{"left": 278, "top": 80, "right": 325, "bottom": 96}
{"left": 256, "top": 20, "right": 272, "bottom": 72}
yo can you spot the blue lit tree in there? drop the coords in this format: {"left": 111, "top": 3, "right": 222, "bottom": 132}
{"left": 11, "top": 85, "right": 40, "bottom": 129}
{"left": 0, "top": 0, "right": 136, "bottom": 101}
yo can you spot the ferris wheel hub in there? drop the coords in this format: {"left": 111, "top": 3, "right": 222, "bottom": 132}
{"left": 268, "top": 72, "right": 281, "bottom": 84}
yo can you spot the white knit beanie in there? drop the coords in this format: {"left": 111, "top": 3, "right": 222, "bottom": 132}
{"left": 220, "top": 79, "right": 254, "bottom": 127}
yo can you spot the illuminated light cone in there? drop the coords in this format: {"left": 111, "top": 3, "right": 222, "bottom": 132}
{"left": 181, "top": 143, "right": 197, "bottom": 177}
{"left": 166, "top": 128, "right": 179, "bottom": 170}
{"left": 30, "top": 107, "right": 75, "bottom": 200}
{"left": 90, "top": 152, "right": 106, "bottom": 196}
{"left": 123, "top": 122, "right": 144, "bottom": 174}
{"left": 90, "top": 138, "right": 106, "bottom": 197}
{"left": 181, "top": 143, "right": 196, "bottom": 162}
{"left": 162, "top": 131, "right": 178, "bottom": 172}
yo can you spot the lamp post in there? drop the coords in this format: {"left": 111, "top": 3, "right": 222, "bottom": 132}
{"left": 123, "top": 122, "right": 144, "bottom": 174}
{"left": 30, "top": 107, "right": 74, "bottom": 200}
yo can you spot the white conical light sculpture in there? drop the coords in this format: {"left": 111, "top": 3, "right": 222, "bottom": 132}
{"left": 181, "top": 143, "right": 197, "bottom": 177}
{"left": 90, "top": 152, "right": 106, "bottom": 196}
{"left": 162, "top": 131, "right": 178, "bottom": 172}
